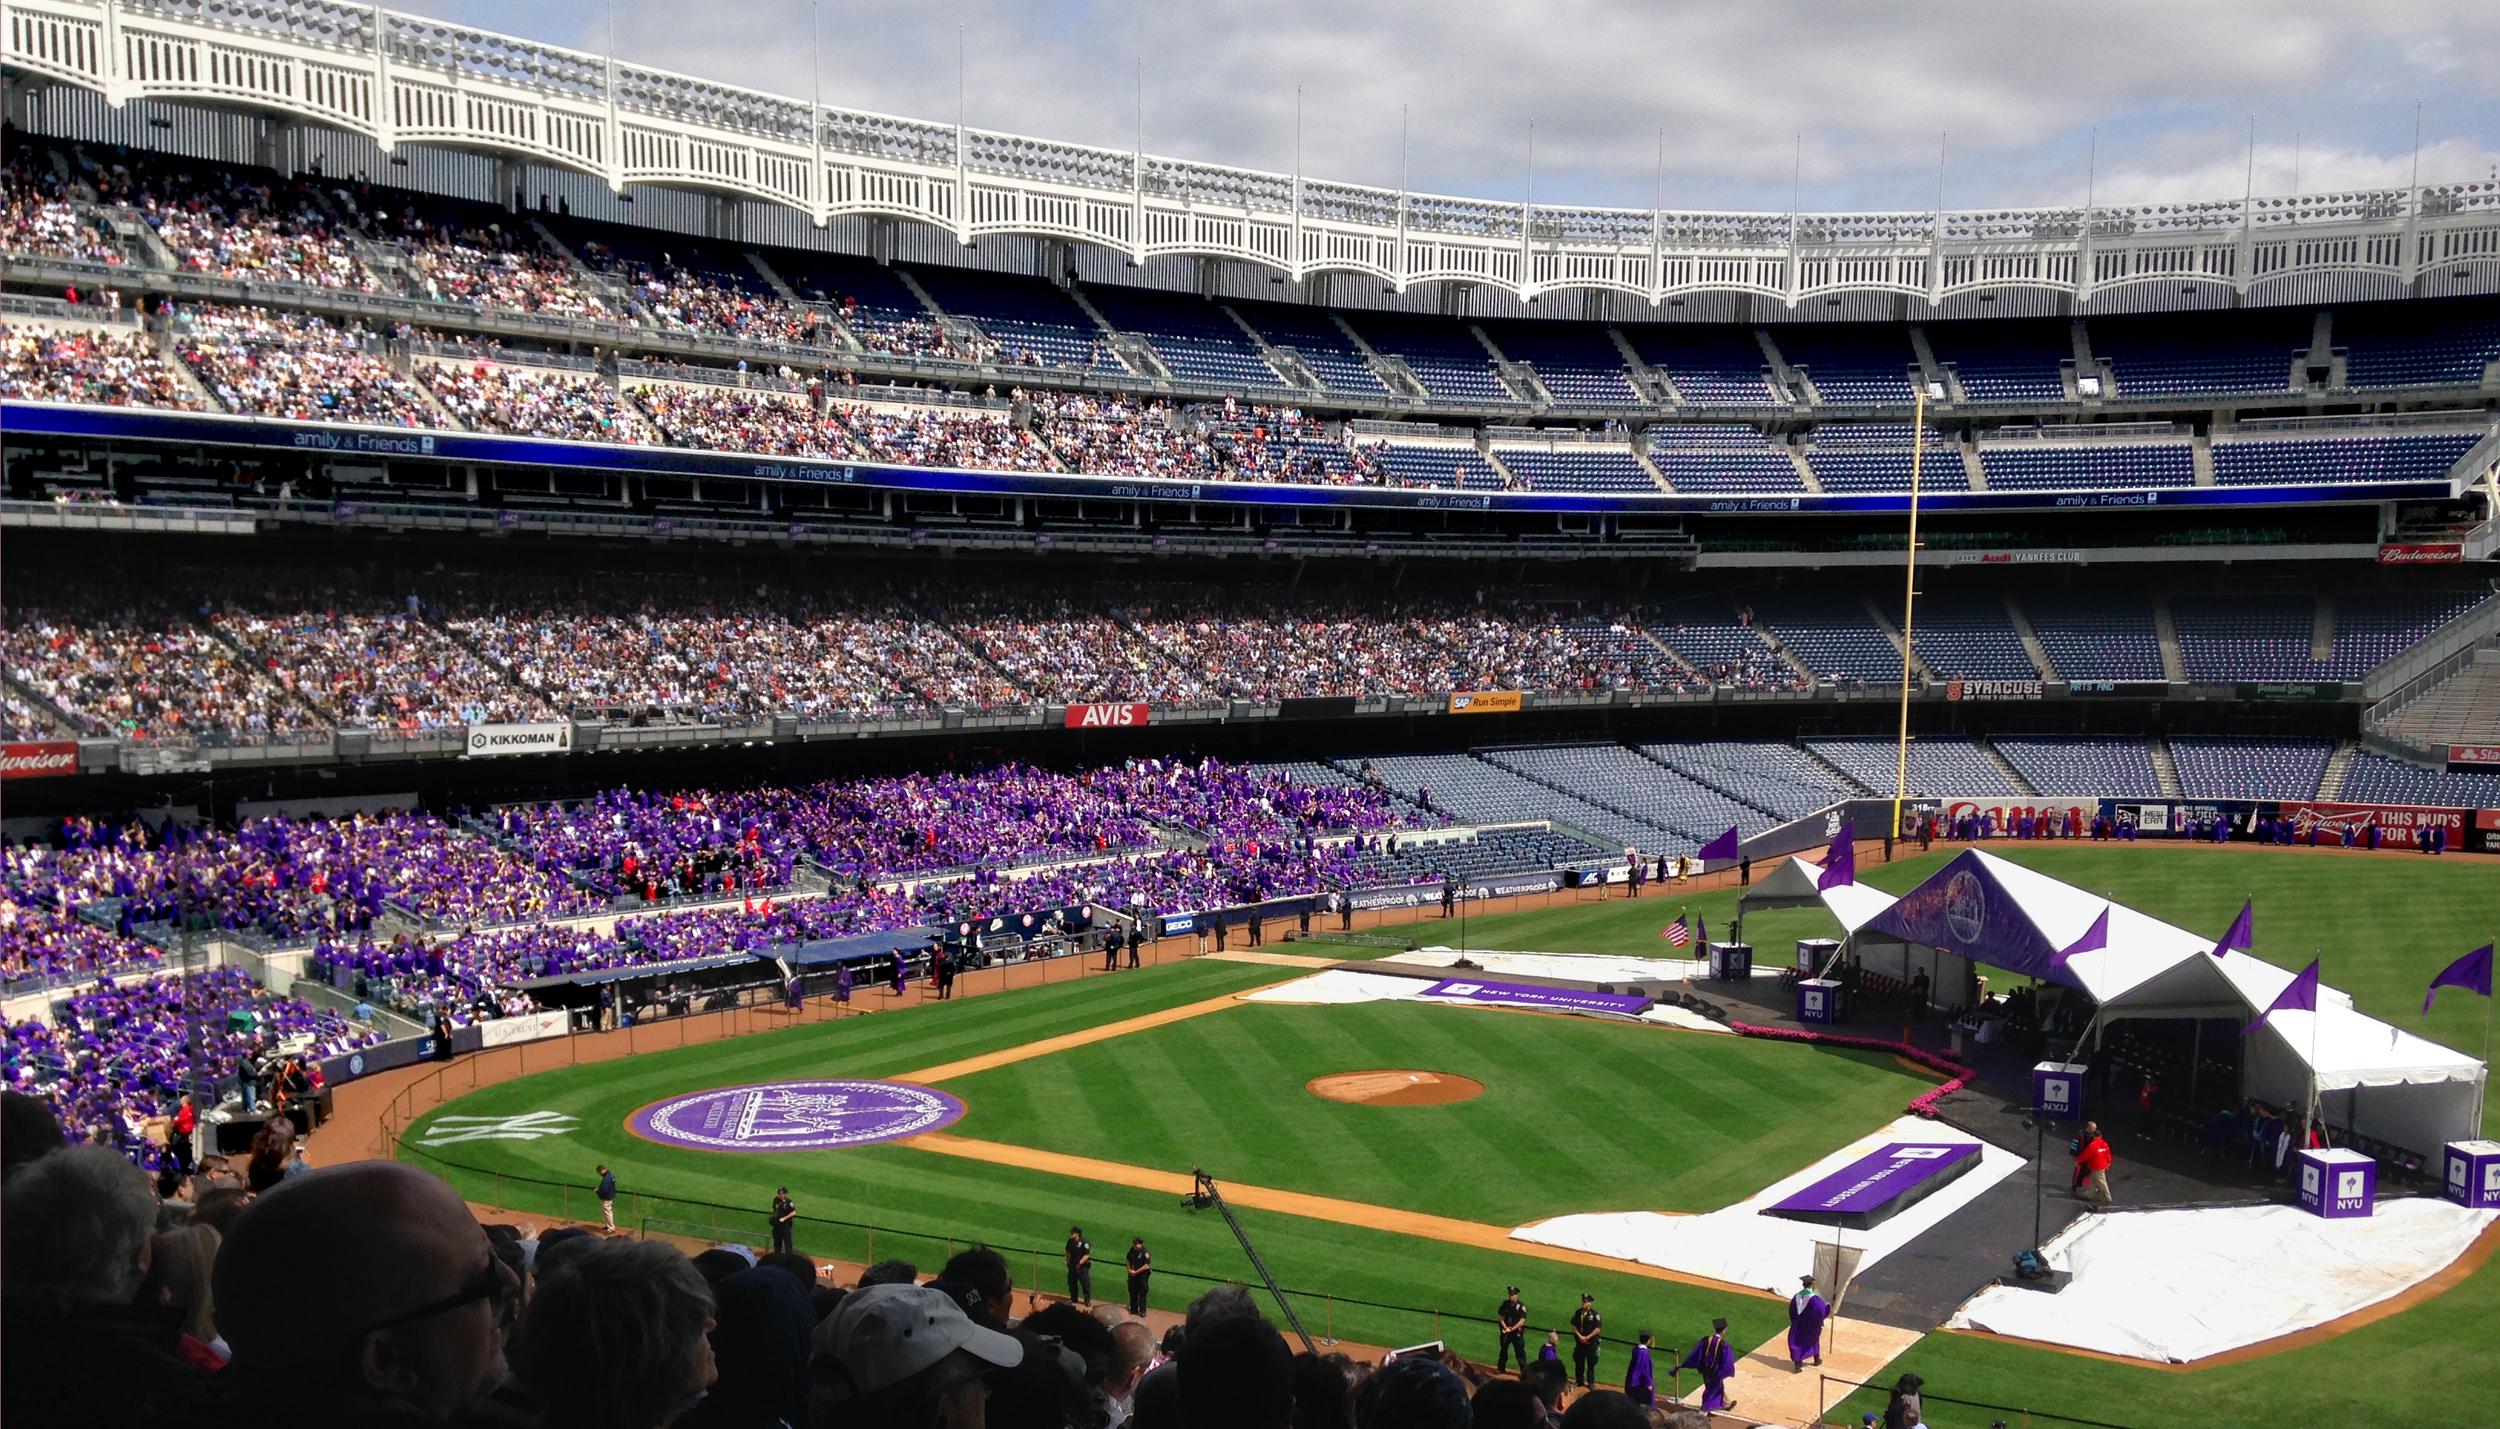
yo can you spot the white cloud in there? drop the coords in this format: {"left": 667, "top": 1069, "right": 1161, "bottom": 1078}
{"left": 394, "top": 0, "right": 2500, "bottom": 213}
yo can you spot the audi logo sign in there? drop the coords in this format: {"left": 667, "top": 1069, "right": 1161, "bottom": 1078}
{"left": 0, "top": 741, "right": 79, "bottom": 780}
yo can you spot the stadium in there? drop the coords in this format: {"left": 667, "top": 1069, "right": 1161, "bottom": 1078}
{"left": 1, "top": 3, "right": 2497, "bottom": 1428}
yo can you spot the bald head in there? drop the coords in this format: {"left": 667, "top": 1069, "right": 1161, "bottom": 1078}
{"left": 216, "top": 1162, "right": 510, "bottom": 1416}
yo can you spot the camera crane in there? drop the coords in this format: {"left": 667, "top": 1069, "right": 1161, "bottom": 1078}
{"left": 1181, "top": 1168, "right": 1317, "bottom": 1353}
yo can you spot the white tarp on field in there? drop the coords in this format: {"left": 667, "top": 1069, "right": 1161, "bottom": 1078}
{"left": 1511, "top": 1116, "right": 2025, "bottom": 1291}
{"left": 1238, "top": 969, "right": 1432, "bottom": 1005}
{"left": 1385, "top": 948, "right": 1731, "bottom": 985}
{"left": 1947, "top": 1199, "right": 2498, "bottom": 1362}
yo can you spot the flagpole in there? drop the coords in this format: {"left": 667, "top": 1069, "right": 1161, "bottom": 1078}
{"left": 1893, "top": 391, "right": 1925, "bottom": 846}
{"left": 2309, "top": 950, "right": 2322, "bottom": 1145}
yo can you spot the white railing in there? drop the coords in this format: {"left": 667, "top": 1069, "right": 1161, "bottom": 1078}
{"left": 10, "top": 0, "right": 2500, "bottom": 306}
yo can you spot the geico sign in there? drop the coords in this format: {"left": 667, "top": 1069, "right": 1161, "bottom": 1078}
{"left": 1065, "top": 703, "right": 1150, "bottom": 729}
{"left": 0, "top": 741, "right": 80, "bottom": 779}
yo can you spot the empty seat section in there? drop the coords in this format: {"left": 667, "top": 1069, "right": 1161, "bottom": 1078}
{"left": 2092, "top": 310, "right": 2311, "bottom": 397}
{"left": 1482, "top": 743, "right": 1767, "bottom": 840}
{"left": 1625, "top": 326, "right": 1784, "bottom": 406}
{"left": 1907, "top": 595, "right": 2034, "bottom": 679}
{"left": 1808, "top": 445, "right": 1969, "bottom": 492}
{"left": 1480, "top": 321, "right": 1644, "bottom": 405}
{"left": 2023, "top": 593, "right": 2165, "bottom": 680}
{"left": 1358, "top": 752, "right": 1668, "bottom": 849}
{"left": 1086, "top": 287, "right": 1287, "bottom": 389}
{"left": 1362, "top": 441, "right": 1504, "bottom": 489}
{"left": 1926, "top": 319, "right": 2070, "bottom": 403}
{"left": 2337, "top": 752, "right": 2500, "bottom": 809}
{"left": 2168, "top": 738, "right": 2329, "bottom": 799}
{"left": 1350, "top": 313, "right": 1515, "bottom": 403}
{"left": 2210, "top": 433, "right": 2483, "bottom": 487}
{"left": 1804, "top": 737, "right": 2018, "bottom": 796}
{"left": 1645, "top": 427, "right": 1801, "bottom": 491}
{"left": 2328, "top": 592, "right": 2487, "bottom": 678}
{"left": 907, "top": 266, "right": 1121, "bottom": 372}
{"left": 1240, "top": 304, "right": 1391, "bottom": 396}
{"left": 1643, "top": 609, "right": 1793, "bottom": 688}
{"left": 2170, "top": 596, "right": 2319, "bottom": 681}
{"left": 1750, "top": 598, "right": 1901, "bottom": 686}
{"left": 1994, "top": 738, "right": 2162, "bottom": 796}
{"left": 1494, "top": 446, "right": 1655, "bottom": 493}
{"left": 1979, "top": 443, "right": 2194, "bottom": 490}
{"left": 1771, "top": 325, "right": 1918, "bottom": 404}
{"left": 2335, "top": 298, "right": 2500, "bottom": 389}
{"left": 1639, "top": 741, "right": 1858, "bottom": 819}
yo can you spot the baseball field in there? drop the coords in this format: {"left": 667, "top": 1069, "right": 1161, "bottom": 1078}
{"left": 400, "top": 844, "right": 2500, "bottom": 1428}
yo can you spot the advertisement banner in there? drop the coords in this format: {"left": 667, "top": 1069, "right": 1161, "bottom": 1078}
{"left": 0, "top": 741, "right": 80, "bottom": 780}
{"left": 1417, "top": 979, "right": 1650, "bottom": 1017}
{"left": 1448, "top": 691, "right": 1523, "bottom": 714}
{"left": 2378, "top": 543, "right": 2465, "bottom": 564}
{"left": 1064, "top": 702, "right": 1150, "bottom": 729}
{"left": 466, "top": 722, "right": 573, "bottom": 758}
{"left": 2277, "top": 802, "right": 2476, "bottom": 843}
{"left": 2449, "top": 745, "right": 2500, "bottom": 771}
{"left": 1944, "top": 679, "right": 2044, "bottom": 701}
{"left": 1342, "top": 870, "right": 1565, "bottom": 914}
{"left": 2235, "top": 682, "right": 2343, "bottom": 701}
{"left": 1935, "top": 798, "right": 2099, "bottom": 835}
{"left": 477, "top": 1010, "right": 571, "bottom": 1049}
{"left": 2069, "top": 680, "right": 2172, "bottom": 697}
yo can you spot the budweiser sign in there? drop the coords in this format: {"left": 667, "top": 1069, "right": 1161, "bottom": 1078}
{"left": 1064, "top": 702, "right": 1149, "bottom": 729}
{"left": 0, "top": 741, "right": 79, "bottom": 780}
{"left": 2377, "top": 543, "right": 2464, "bottom": 565}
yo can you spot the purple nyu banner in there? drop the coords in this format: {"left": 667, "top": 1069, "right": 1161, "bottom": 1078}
{"left": 1767, "top": 1142, "right": 1981, "bottom": 1228}
{"left": 1859, "top": 851, "right": 2075, "bottom": 986}
{"left": 1417, "top": 979, "right": 1650, "bottom": 1017}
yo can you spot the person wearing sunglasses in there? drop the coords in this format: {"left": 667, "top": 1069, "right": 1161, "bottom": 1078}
{"left": 212, "top": 1162, "right": 519, "bottom": 1422}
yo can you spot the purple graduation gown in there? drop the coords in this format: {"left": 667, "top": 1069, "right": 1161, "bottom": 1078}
{"left": 1788, "top": 1291, "right": 1829, "bottom": 1364}
{"left": 1679, "top": 1333, "right": 1735, "bottom": 1410}
{"left": 834, "top": 963, "right": 853, "bottom": 1003}
{"left": 1623, "top": 1345, "right": 1654, "bottom": 1406}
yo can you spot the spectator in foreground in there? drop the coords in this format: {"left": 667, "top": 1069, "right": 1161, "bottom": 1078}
{"left": 2, "top": 1144, "right": 200, "bottom": 1429}
{"left": 1179, "top": 1314, "right": 1296, "bottom": 1429}
{"left": 809, "top": 1281, "right": 1025, "bottom": 1429}
{"left": 214, "top": 1161, "right": 520, "bottom": 1422}
{"left": 520, "top": 1237, "right": 719, "bottom": 1429}
{"left": 680, "top": 1263, "right": 814, "bottom": 1429}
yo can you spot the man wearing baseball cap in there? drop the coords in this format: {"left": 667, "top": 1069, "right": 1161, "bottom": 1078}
{"left": 810, "top": 1282, "right": 1024, "bottom": 1429}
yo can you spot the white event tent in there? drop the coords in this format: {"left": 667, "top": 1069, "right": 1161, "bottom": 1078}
{"left": 1740, "top": 848, "right": 2484, "bottom": 1154}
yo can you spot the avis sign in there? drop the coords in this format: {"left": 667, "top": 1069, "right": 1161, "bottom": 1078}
{"left": 0, "top": 741, "right": 79, "bottom": 780}
{"left": 1064, "top": 702, "right": 1150, "bottom": 729}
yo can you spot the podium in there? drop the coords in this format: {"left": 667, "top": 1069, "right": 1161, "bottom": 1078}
{"left": 1797, "top": 978, "right": 1841, "bottom": 1025}
{"left": 1796, "top": 938, "right": 1839, "bottom": 975}
{"left": 2442, "top": 1141, "right": 2500, "bottom": 1209}
{"left": 1707, "top": 942, "right": 1753, "bottom": 981}
{"left": 2031, "top": 1062, "right": 2087, "bottom": 1121}
{"left": 2296, "top": 1147, "right": 2375, "bottom": 1219}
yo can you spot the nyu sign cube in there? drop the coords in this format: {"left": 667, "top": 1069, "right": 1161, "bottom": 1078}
{"left": 2296, "top": 1147, "right": 2376, "bottom": 1219}
{"left": 2031, "top": 1062, "right": 2088, "bottom": 1121}
{"left": 2442, "top": 1141, "right": 2500, "bottom": 1210}
{"left": 1797, "top": 978, "right": 1841, "bottom": 1026}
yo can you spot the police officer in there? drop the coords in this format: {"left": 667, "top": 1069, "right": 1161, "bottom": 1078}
{"left": 1126, "top": 1236, "right": 1152, "bottom": 1315}
{"left": 770, "top": 1186, "right": 797, "bottom": 1255}
{"left": 1496, "top": 1286, "right": 1529, "bottom": 1374}
{"left": 1126, "top": 922, "right": 1143, "bottom": 968}
{"left": 1570, "top": 1293, "right": 1603, "bottom": 1389}
{"left": 1065, "top": 1224, "right": 1093, "bottom": 1305}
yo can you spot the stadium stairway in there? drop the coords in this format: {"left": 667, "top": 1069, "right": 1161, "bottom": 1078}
{"left": 2318, "top": 739, "right": 2359, "bottom": 801}
{"left": 2148, "top": 735, "right": 2185, "bottom": 797}
{"left": 2003, "top": 596, "right": 2058, "bottom": 680}
{"left": 1976, "top": 738, "right": 2036, "bottom": 795}
{"left": 1799, "top": 744, "right": 1875, "bottom": 795}
{"left": 2151, "top": 596, "right": 2190, "bottom": 682}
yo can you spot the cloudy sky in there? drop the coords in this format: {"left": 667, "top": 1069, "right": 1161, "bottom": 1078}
{"left": 398, "top": 0, "right": 2497, "bottom": 215}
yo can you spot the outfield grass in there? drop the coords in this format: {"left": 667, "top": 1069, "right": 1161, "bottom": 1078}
{"left": 944, "top": 1000, "right": 1936, "bottom": 1220}
{"left": 404, "top": 958, "right": 1791, "bottom": 1360}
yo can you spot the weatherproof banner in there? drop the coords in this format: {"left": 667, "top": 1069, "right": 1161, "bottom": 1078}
{"left": 466, "top": 722, "right": 573, "bottom": 758}
{"left": 477, "top": 1010, "right": 572, "bottom": 1048}
{"left": 0, "top": 741, "right": 78, "bottom": 779}
{"left": 1448, "top": 691, "right": 1524, "bottom": 714}
{"left": 1064, "top": 702, "right": 1149, "bottom": 729}
{"left": 1416, "top": 979, "right": 1651, "bottom": 1017}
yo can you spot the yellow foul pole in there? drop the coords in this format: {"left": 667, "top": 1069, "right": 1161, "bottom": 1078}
{"left": 1892, "top": 391, "right": 1925, "bottom": 841}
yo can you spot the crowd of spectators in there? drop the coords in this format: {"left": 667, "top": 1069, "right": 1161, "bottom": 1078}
{"left": 635, "top": 383, "right": 855, "bottom": 457}
{"left": 423, "top": 360, "right": 659, "bottom": 443}
{"left": 1, "top": 591, "right": 326, "bottom": 745}
{"left": 1114, "top": 594, "right": 1662, "bottom": 699}
{"left": 213, "top": 587, "right": 563, "bottom": 732}
{"left": 1030, "top": 390, "right": 1215, "bottom": 479}
{"left": 1186, "top": 400, "right": 1377, "bottom": 485}
{"left": 0, "top": 899, "right": 163, "bottom": 989}
{"left": 933, "top": 594, "right": 1210, "bottom": 705}
{"left": 356, "top": 203, "right": 617, "bottom": 319}
{"left": 125, "top": 161, "right": 376, "bottom": 293}
{"left": 839, "top": 402, "right": 1056, "bottom": 471}
{"left": 0, "top": 322, "right": 203, "bottom": 409}
{"left": 0, "top": 143, "right": 127, "bottom": 264}
{"left": 173, "top": 305, "right": 444, "bottom": 426}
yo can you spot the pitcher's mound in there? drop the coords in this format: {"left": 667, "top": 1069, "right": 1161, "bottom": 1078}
{"left": 1307, "top": 1070, "right": 1485, "bottom": 1106}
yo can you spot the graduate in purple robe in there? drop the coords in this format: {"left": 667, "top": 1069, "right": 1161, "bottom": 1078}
{"left": 1624, "top": 1331, "right": 1656, "bottom": 1407}
{"left": 1787, "top": 1275, "right": 1829, "bottom": 1368}
{"left": 889, "top": 949, "right": 907, "bottom": 994}
{"left": 1678, "top": 1318, "right": 1736, "bottom": 1412}
{"left": 834, "top": 961, "right": 853, "bottom": 1004}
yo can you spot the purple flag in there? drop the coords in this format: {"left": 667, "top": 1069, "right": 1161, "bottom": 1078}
{"left": 2424, "top": 944, "right": 2494, "bottom": 1012}
{"left": 2052, "top": 905, "right": 2109, "bottom": 969}
{"left": 1816, "top": 822, "right": 1856, "bottom": 890}
{"left": 2209, "top": 899, "right": 2254, "bottom": 960}
{"left": 1698, "top": 826, "right": 1742, "bottom": 862}
{"left": 1698, "top": 914, "right": 1710, "bottom": 946}
{"left": 2243, "top": 958, "right": 2320, "bottom": 1036}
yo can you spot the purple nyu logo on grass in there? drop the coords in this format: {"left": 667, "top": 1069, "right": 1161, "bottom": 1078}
{"left": 627, "top": 1079, "right": 965, "bottom": 1152}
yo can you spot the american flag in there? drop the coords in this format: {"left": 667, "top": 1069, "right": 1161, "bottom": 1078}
{"left": 1659, "top": 915, "right": 1693, "bottom": 948}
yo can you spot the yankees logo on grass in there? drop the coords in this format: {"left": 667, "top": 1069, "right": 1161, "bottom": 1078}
{"left": 626, "top": 1079, "right": 965, "bottom": 1151}
{"left": 416, "top": 1111, "right": 581, "bottom": 1146}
